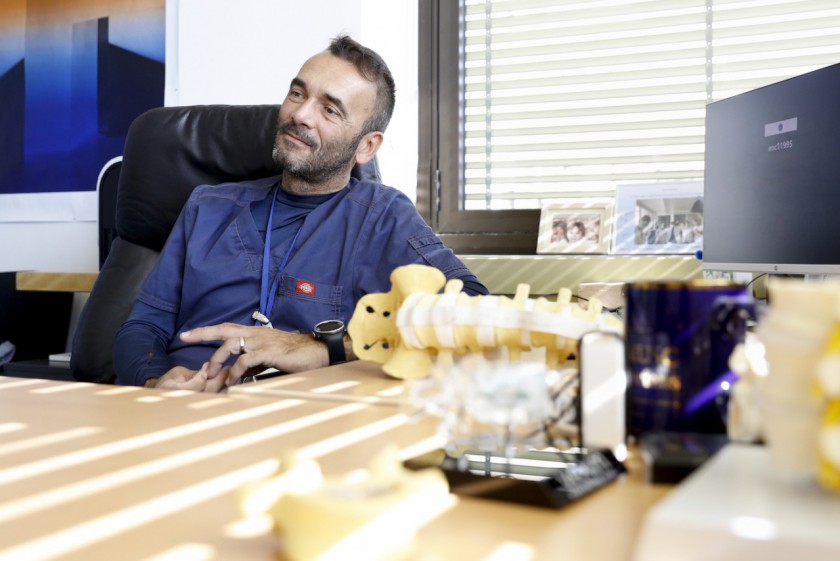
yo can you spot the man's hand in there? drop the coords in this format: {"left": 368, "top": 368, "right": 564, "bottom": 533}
{"left": 179, "top": 323, "right": 330, "bottom": 386}
{"left": 145, "top": 366, "right": 229, "bottom": 393}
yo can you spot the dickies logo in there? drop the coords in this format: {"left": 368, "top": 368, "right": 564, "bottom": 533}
{"left": 295, "top": 280, "right": 316, "bottom": 296}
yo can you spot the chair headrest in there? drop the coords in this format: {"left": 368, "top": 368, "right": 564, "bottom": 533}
{"left": 116, "top": 104, "right": 381, "bottom": 251}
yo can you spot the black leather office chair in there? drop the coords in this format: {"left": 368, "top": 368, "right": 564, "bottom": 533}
{"left": 71, "top": 104, "right": 380, "bottom": 383}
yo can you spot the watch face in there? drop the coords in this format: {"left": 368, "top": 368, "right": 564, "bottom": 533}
{"left": 316, "top": 320, "right": 344, "bottom": 334}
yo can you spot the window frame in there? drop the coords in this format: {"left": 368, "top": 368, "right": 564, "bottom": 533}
{"left": 418, "top": 0, "right": 539, "bottom": 254}
{"left": 419, "top": 0, "right": 840, "bottom": 255}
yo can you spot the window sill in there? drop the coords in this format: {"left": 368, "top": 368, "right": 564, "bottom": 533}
{"left": 460, "top": 254, "right": 702, "bottom": 296}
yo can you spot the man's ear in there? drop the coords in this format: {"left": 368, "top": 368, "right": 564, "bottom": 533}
{"left": 355, "top": 131, "right": 384, "bottom": 165}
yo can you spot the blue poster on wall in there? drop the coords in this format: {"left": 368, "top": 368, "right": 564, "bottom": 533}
{"left": 0, "top": 0, "right": 165, "bottom": 195}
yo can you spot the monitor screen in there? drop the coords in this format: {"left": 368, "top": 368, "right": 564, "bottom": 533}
{"left": 702, "top": 62, "right": 840, "bottom": 275}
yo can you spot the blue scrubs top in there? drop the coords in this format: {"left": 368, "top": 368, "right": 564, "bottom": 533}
{"left": 114, "top": 175, "right": 486, "bottom": 385}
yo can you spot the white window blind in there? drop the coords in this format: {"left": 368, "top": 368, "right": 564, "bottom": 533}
{"left": 464, "top": 0, "right": 840, "bottom": 210}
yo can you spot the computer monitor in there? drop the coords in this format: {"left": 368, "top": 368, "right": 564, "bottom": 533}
{"left": 702, "top": 62, "right": 840, "bottom": 275}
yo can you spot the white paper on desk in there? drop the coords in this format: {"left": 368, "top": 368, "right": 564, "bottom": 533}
{"left": 48, "top": 352, "right": 72, "bottom": 363}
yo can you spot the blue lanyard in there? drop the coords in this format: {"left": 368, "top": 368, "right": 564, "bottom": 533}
{"left": 256, "top": 186, "right": 302, "bottom": 327}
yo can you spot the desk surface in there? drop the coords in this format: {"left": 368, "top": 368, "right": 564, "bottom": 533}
{"left": 229, "top": 360, "right": 407, "bottom": 405}
{"left": 636, "top": 445, "right": 840, "bottom": 561}
{"left": 0, "top": 373, "right": 670, "bottom": 561}
{"left": 15, "top": 271, "right": 98, "bottom": 293}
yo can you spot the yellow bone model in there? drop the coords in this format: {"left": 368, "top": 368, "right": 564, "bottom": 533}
{"left": 348, "top": 264, "right": 620, "bottom": 379}
{"left": 817, "top": 326, "right": 840, "bottom": 492}
{"left": 237, "top": 446, "right": 450, "bottom": 561}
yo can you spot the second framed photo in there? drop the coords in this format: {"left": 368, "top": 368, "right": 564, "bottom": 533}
{"left": 612, "top": 182, "right": 704, "bottom": 255}
{"left": 536, "top": 202, "right": 613, "bottom": 254}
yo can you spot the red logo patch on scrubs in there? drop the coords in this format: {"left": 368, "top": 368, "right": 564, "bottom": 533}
{"left": 295, "top": 280, "right": 315, "bottom": 296}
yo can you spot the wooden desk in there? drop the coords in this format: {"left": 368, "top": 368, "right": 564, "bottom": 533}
{"left": 8, "top": 272, "right": 96, "bottom": 375}
{"left": 0, "top": 374, "right": 670, "bottom": 561}
{"left": 15, "top": 272, "right": 98, "bottom": 293}
{"left": 229, "top": 361, "right": 407, "bottom": 405}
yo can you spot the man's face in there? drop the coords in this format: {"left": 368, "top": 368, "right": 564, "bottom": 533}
{"left": 273, "top": 52, "right": 378, "bottom": 189}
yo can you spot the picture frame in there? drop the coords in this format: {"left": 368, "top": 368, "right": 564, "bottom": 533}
{"left": 612, "top": 182, "right": 704, "bottom": 255}
{"left": 536, "top": 202, "right": 613, "bottom": 254}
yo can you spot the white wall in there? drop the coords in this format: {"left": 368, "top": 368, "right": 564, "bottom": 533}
{"left": 0, "top": 0, "right": 418, "bottom": 273}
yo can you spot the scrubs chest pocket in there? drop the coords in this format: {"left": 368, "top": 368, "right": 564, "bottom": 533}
{"left": 274, "top": 274, "right": 343, "bottom": 327}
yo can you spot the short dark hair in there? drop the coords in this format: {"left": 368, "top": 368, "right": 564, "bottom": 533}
{"left": 328, "top": 35, "right": 396, "bottom": 134}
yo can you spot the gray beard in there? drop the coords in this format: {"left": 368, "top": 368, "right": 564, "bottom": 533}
{"left": 272, "top": 124, "right": 365, "bottom": 187}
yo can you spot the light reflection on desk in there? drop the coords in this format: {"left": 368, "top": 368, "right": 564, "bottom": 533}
{"left": 0, "top": 373, "right": 670, "bottom": 561}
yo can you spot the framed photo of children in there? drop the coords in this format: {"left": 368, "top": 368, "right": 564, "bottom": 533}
{"left": 612, "top": 181, "right": 704, "bottom": 254}
{"left": 536, "top": 202, "right": 613, "bottom": 254}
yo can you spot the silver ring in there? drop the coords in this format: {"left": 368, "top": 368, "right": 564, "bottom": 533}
{"left": 238, "top": 336, "right": 246, "bottom": 354}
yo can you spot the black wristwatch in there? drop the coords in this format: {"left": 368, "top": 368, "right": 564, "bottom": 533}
{"left": 313, "top": 319, "right": 346, "bottom": 365}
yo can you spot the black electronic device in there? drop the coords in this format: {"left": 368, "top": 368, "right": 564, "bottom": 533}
{"left": 405, "top": 447, "right": 625, "bottom": 509}
{"left": 703, "top": 62, "right": 840, "bottom": 275}
{"left": 639, "top": 431, "right": 729, "bottom": 484}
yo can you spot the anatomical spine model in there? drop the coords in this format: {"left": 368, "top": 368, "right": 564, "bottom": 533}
{"left": 348, "top": 264, "right": 620, "bottom": 379}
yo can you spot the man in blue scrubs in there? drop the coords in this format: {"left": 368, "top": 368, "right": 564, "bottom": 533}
{"left": 113, "top": 36, "right": 486, "bottom": 391}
